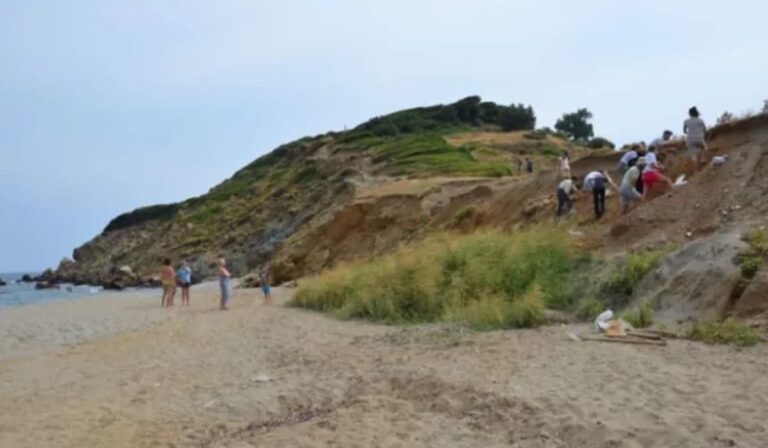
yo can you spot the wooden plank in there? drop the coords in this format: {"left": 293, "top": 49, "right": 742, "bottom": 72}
{"left": 626, "top": 330, "right": 664, "bottom": 341}
{"left": 579, "top": 335, "right": 667, "bottom": 346}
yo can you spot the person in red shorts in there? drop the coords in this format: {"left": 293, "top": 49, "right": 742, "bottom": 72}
{"left": 642, "top": 166, "right": 672, "bottom": 198}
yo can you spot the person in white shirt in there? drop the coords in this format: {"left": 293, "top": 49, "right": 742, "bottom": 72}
{"left": 684, "top": 107, "right": 707, "bottom": 171}
{"left": 555, "top": 176, "right": 580, "bottom": 219}
{"left": 648, "top": 130, "right": 673, "bottom": 153}
{"left": 617, "top": 146, "right": 639, "bottom": 177}
{"left": 583, "top": 170, "right": 618, "bottom": 219}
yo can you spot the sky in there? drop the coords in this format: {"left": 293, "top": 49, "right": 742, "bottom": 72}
{"left": 1, "top": 0, "right": 767, "bottom": 272}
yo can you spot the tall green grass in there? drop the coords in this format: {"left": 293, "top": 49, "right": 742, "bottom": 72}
{"left": 291, "top": 229, "right": 577, "bottom": 329}
{"left": 602, "top": 246, "right": 673, "bottom": 305}
{"left": 688, "top": 319, "right": 761, "bottom": 346}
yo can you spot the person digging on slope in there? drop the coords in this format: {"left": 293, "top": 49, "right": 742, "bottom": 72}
{"left": 619, "top": 157, "right": 646, "bottom": 214}
{"left": 583, "top": 170, "right": 618, "bottom": 220}
{"left": 555, "top": 175, "right": 580, "bottom": 220}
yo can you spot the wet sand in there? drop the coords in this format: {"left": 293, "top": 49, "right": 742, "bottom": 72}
{"left": 1, "top": 284, "right": 767, "bottom": 447}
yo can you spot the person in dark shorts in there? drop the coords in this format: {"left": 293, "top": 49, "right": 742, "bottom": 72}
{"left": 583, "top": 170, "right": 618, "bottom": 219}
{"left": 176, "top": 261, "right": 192, "bottom": 307}
{"left": 525, "top": 158, "right": 533, "bottom": 173}
{"left": 259, "top": 269, "right": 273, "bottom": 304}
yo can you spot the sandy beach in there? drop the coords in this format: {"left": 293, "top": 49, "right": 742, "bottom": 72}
{"left": 1, "top": 284, "right": 767, "bottom": 448}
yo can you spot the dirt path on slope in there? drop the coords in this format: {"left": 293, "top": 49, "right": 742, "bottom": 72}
{"left": 1, "top": 287, "right": 767, "bottom": 448}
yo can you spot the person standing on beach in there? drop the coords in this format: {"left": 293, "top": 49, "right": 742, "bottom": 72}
{"left": 218, "top": 258, "right": 231, "bottom": 310}
{"left": 159, "top": 258, "right": 176, "bottom": 307}
{"left": 684, "top": 106, "right": 707, "bottom": 172}
{"left": 176, "top": 261, "right": 192, "bottom": 307}
{"left": 259, "top": 268, "right": 273, "bottom": 304}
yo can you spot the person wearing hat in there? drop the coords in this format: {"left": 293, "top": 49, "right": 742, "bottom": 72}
{"left": 619, "top": 156, "right": 646, "bottom": 214}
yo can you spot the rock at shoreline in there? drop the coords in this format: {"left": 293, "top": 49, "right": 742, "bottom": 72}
{"left": 35, "top": 281, "right": 59, "bottom": 290}
{"left": 20, "top": 274, "right": 34, "bottom": 283}
{"left": 0, "top": 278, "right": 6, "bottom": 287}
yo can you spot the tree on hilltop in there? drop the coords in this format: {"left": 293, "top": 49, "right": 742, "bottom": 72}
{"left": 555, "top": 108, "right": 594, "bottom": 141}
{"left": 499, "top": 104, "right": 536, "bottom": 132}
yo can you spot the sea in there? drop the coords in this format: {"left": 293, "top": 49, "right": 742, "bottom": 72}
{"left": 0, "top": 272, "right": 109, "bottom": 308}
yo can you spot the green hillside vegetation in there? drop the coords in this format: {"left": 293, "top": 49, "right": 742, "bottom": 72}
{"left": 102, "top": 97, "right": 538, "bottom": 234}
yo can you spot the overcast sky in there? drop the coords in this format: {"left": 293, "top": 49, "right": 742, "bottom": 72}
{"left": 1, "top": 0, "right": 766, "bottom": 272}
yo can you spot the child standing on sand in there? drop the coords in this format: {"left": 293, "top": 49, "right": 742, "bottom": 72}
{"left": 160, "top": 258, "right": 176, "bottom": 307}
{"left": 176, "top": 261, "right": 192, "bottom": 307}
{"left": 218, "top": 258, "right": 231, "bottom": 310}
{"left": 259, "top": 268, "right": 272, "bottom": 304}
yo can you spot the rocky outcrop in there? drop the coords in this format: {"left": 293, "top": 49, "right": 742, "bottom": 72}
{"left": 635, "top": 232, "right": 745, "bottom": 322}
{"left": 35, "top": 281, "right": 59, "bottom": 290}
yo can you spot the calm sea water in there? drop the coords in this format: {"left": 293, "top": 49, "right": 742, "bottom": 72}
{"left": 0, "top": 272, "right": 108, "bottom": 308}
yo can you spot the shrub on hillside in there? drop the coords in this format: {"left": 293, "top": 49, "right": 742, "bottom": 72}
{"left": 499, "top": 104, "right": 536, "bottom": 132}
{"left": 104, "top": 203, "right": 179, "bottom": 233}
{"left": 587, "top": 137, "right": 615, "bottom": 149}
{"left": 602, "top": 246, "right": 672, "bottom": 305}
{"left": 291, "top": 229, "right": 576, "bottom": 329}
{"left": 621, "top": 302, "right": 655, "bottom": 328}
{"left": 738, "top": 228, "right": 768, "bottom": 279}
{"left": 454, "top": 96, "right": 482, "bottom": 123}
{"left": 576, "top": 298, "right": 604, "bottom": 320}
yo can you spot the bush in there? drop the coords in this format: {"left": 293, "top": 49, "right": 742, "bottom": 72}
{"left": 738, "top": 228, "right": 768, "bottom": 279}
{"left": 446, "top": 289, "right": 545, "bottom": 330}
{"left": 602, "top": 247, "right": 671, "bottom": 302}
{"left": 576, "top": 298, "right": 605, "bottom": 320}
{"left": 499, "top": 104, "right": 536, "bottom": 132}
{"left": 587, "top": 137, "right": 615, "bottom": 149}
{"left": 621, "top": 302, "right": 655, "bottom": 328}
{"left": 291, "top": 229, "right": 576, "bottom": 329}
{"left": 104, "top": 203, "right": 180, "bottom": 233}
{"left": 688, "top": 319, "right": 761, "bottom": 346}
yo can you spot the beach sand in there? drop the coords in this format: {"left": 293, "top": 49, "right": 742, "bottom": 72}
{"left": 1, "top": 284, "right": 767, "bottom": 447}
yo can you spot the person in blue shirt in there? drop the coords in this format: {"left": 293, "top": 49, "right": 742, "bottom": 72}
{"left": 176, "top": 261, "right": 192, "bottom": 307}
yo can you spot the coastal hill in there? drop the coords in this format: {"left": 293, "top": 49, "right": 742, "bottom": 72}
{"left": 51, "top": 98, "right": 768, "bottom": 325}
{"left": 53, "top": 97, "right": 599, "bottom": 286}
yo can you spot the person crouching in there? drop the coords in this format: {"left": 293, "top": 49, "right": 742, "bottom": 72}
{"left": 555, "top": 176, "right": 580, "bottom": 220}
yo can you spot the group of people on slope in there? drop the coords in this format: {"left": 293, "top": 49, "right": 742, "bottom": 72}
{"left": 158, "top": 257, "right": 273, "bottom": 311}
{"left": 555, "top": 106, "right": 708, "bottom": 220}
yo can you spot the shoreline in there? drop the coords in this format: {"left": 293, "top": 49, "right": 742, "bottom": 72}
{"left": 0, "top": 280, "right": 242, "bottom": 360}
